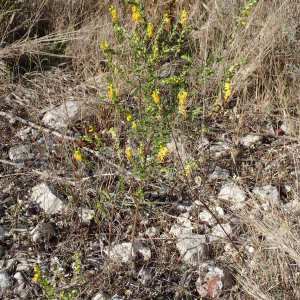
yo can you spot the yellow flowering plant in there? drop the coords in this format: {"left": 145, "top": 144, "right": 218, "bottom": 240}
{"left": 98, "top": 0, "right": 197, "bottom": 182}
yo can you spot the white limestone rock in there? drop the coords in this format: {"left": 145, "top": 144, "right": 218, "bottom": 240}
{"left": 91, "top": 292, "right": 110, "bottom": 300}
{"left": 8, "top": 145, "right": 34, "bottom": 162}
{"left": 218, "top": 181, "right": 245, "bottom": 203}
{"left": 241, "top": 135, "right": 262, "bottom": 147}
{"left": 42, "top": 101, "right": 80, "bottom": 130}
{"left": 30, "top": 223, "right": 55, "bottom": 242}
{"left": 31, "top": 183, "right": 64, "bottom": 214}
{"left": 252, "top": 185, "right": 279, "bottom": 203}
{"left": 0, "top": 271, "right": 12, "bottom": 294}
{"left": 196, "top": 261, "right": 234, "bottom": 299}
{"left": 146, "top": 227, "right": 160, "bottom": 238}
{"left": 176, "top": 234, "right": 208, "bottom": 266}
{"left": 169, "top": 224, "right": 193, "bottom": 237}
{"left": 210, "top": 166, "right": 229, "bottom": 181}
{"left": 78, "top": 207, "right": 95, "bottom": 225}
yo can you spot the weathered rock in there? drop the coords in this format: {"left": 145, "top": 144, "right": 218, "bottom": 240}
{"left": 138, "top": 267, "right": 151, "bottom": 282}
{"left": 0, "top": 226, "right": 11, "bottom": 242}
{"left": 252, "top": 185, "right": 279, "bottom": 203}
{"left": 197, "top": 137, "right": 210, "bottom": 149}
{"left": 177, "top": 212, "right": 193, "bottom": 228}
{"left": 199, "top": 210, "right": 215, "bottom": 226}
{"left": 176, "top": 234, "right": 208, "bottom": 266}
{"left": 16, "top": 127, "right": 31, "bottom": 141}
{"left": 173, "top": 202, "right": 194, "bottom": 212}
{"left": 146, "top": 227, "right": 160, "bottom": 238}
{"left": 0, "top": 271, "right": 12, "bottom": 294}
{"left": 210, "top": 166, "right": 229, "bottom": 181}
{"left": 211, "top": 223, "right": 233, "bottom": 238}
{"left": 42, "top": 101, "right": 80, "bottom": 130}
{"left": 111, "top": 294, "right": 124, "bottom": 300}
{"left": 30, "top": 223, "right": 55, "bottom": 242}
{"left": 105, "top": 241, "right": 151, "bottom": 262}
{"left": 31, "top": 183, "right": 64, "bottom": 214}
{"left": 13, "top": 271, "right": 25, "bottom": 294}
{"left": 8, "top": 145, "right": 34, "bottom": 162}
{"left": 284, "top": 199, "right": 300, "bottom": 212}
{"left": 196, "top": 261, "right": 234, "bottom": 299}
{"left": 218, "top": 181, "right": 245, "bottom": 203}
{"left": 169, "top": 224, "right": 193, "bottom": 237}
{"left": 209, "top": 142, "right": 231, "bottom": 159}
{"left": 241, "top": 135, "right": 262, "bottom": 147}
{"left": 134, "top": 241, "right": 151, "bottom": 260}
{"left": 91, "top": 292, "right": 110, "bottom": 300}
{"left": 78, "top": 207, "right": 95, "bottom": 225}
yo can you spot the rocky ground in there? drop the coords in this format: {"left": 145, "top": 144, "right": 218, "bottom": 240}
{"left": 0, "top": 81, "right": 300, "bottom": 300}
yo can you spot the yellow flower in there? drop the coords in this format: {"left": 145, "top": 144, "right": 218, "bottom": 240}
{"left": 127, "top": 114, "right": 132, "bottom": 122}
{"left": 132, "top": 121, "right": 137, "bottom": 129}
{"left": 109, "top": 127, "right": 117, "bottom": 137}
{"left": 224, "top": 82, "right": 232, "bottom": 101}
{"left": 74, "top": 149, "right": 83, "bottom": 162}
{"left": 157, "top": 146, "right": 168, "bottom": 163}
{"left": 178, "top": 91, "right": 188, "bottom": 117}
{"left": 132, "top": 5, "right": 144, "bottom": 23}
{"left": 107, "top": 83, "right": 118, "bottom": 99}
{"left": 33, "top": 273, "right": 40, "bottom": 281}
{"left": 89, "top": 126, "right": 94, "bottom": 133}
{"left": 109, "top": 5, "right": 118, "bottom": 22}
{"left": 164, "top": 13, "right": 171, "bottom": 24}
{"left": 147, "top": 23, "right": 154, "bottom": 38}
{"left": 100, "top": 41, "right": 108, "bottom": 49}
{"left": 138, "top": 142, "right": 143, "bottom": 155}
{"left": 180, "top": 10, "right": 188, "bottom": 26}
{"left": 151, "top": 89, "right": 160, "bottom": 104}
{"left": 125, "top": 147, "right": 134, "bottom": 161}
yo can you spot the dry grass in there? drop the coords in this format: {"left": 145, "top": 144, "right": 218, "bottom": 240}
{"left": 1, "top": 0, "right": 300, "bottom": 299}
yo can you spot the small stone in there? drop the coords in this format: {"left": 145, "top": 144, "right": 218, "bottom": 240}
{"left": 42, "top": 101, "right": 80, "bottom": 130}
{"left": 13, "top": 272, "right": 25, "bottom": 294}
{"left": 105, "top": 241, "right": 150, "bottom": 262}
{"left": 284, "top": 199, "right": 300, "bottom": 212}
{"left": 199, "top": 210, "right": 217, "bottom": 226}
{"left": 8, "top": 145, "right": 34, "bottom": 162}
{"left": 134, "top": 241, "right": 151, "bottom": 260}
{"left": 0, "top": 226, "right": 11, "bottom": 242}
{"left": 91, "top": 292, "right": 110, "bottom": 300}
{"left": 252, "top": 185, "right": 279, "bottom": 203}
{"left": 245, "top": 245, "right": 254, "bottom": 254}
{"left": 138, "top": 268, "right": 151, "bottom": 282}
{"left": 241, "top": 135, "right": 262, "bottom": 147}
{"left": 210, "top": 142, "right": 231, "bottom": 159}
{"left": 31, "top": 183, "right": 64, "bottom": 214}
{"left": 176, "top": 234, "right": 208, "bottom": 266}
{"left": 196, "top": 261, "right": 234, "bottom": 299}
{"left": 197, "top": 137, "right": 210, "bottom": 149}
{"left": 105, "top": 242, "right": 135, "bottom": 262}
{"left": 30, "top": 223, "right": 55, "bottom": 242}
{"left": 169, "top": 224, "right": 193, "bottom": 237}
{"left": 211, "top": 223, "right": 233, "bottom": 238}
{"left": 78, "top": 207, "right": 95, "bottom": 225}
{"left": 146, "top": 227, "right": 160, "bottom": 238}
{"left": 111, "top": 294, "right": 124, "bottom": 300}
{"left": 218, "top": 181, "right": 245, "bottom": 203}
{"left": 17, "top": 127, "right": 31, "bottom": 141}
{"left": 173, "top": 202, "right": 194, "bottom": 212}
{"left": 210, "top": 166, "right": 229, "bottom": 181}
{"left": 0, "top": 271, "right": 12, "bottom": 294}
{"left": 177, "top": 213, "right": 191, "bottom": 225}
